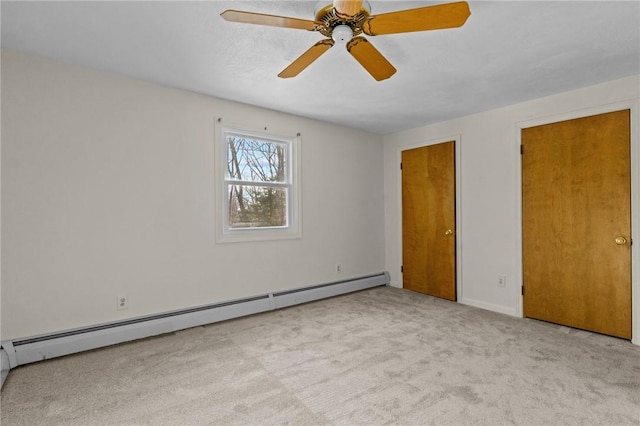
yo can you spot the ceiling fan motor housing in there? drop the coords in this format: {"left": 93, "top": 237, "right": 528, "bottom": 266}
{"left": 314, "top": 1, "right": 371, "bottom": 21}
{"left": 314, "top": 1, "right": 371, "bottom": 39}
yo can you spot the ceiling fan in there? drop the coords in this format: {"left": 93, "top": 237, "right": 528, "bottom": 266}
{"left": 220, "top": 0, "right": 471, "bottom": 81}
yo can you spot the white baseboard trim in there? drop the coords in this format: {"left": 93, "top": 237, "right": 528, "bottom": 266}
{"left": 0, "top": 272, "right": 388, "bottom": 390}
{"left": 459, "top": 297, "right": 518, "bottom": 317}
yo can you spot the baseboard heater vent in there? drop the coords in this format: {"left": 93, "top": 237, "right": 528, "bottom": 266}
{"left": 1, "top": 272, "right": 389, "bottom": 388}
{"left": 11, "top": 295, "right": 270, "bottom": 347}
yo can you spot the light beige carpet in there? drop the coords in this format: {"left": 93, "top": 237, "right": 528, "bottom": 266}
{"left": 1, "top": 287, "right": 639, "bottom": 425}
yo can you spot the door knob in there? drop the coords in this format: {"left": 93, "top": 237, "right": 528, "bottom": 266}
{"left": 445, "top": 229, "right": 454, "bottom": 236}
{"left": 615, "top": 236, "right": 627, "bottom": 245}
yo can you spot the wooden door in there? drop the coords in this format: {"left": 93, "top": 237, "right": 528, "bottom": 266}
{"left": 402, "top": 141, "right": 456, "bottom": 300}
{"left": 522, "top": 109, "right": 631, "bottom": 339}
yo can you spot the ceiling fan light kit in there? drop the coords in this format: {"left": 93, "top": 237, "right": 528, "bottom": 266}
{"left": 220, "top": 1, "right": 471, "bottom": 81}
{"left": 332, "top": 25, "right": 354, "bottom": 43}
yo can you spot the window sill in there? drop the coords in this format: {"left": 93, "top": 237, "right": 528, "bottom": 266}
{"left": 215, "top": 227, "right": 302, "bottom": 244}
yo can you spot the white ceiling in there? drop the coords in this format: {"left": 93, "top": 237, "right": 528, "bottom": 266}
{"left": 2, "top": 1, "right": 639, "bottom": 135}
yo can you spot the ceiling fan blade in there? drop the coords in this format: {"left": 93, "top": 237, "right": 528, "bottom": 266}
{"left": 278, "top": 39, "right": 335, "bottom": 78}
{"left": 346, "top": 37, "right": 396, "bottom": 81}
{"left": 220, "top": 10, "right": 317, "bottom": 31}
{"left": 362, "top": 1, "right": 470, "bottom": 36}
{"left": 333, "top": 0, "right": 363, "bottom": 17}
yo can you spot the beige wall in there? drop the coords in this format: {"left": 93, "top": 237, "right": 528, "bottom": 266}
{"left": 1, "top": 50, "right": 385, "bottom": 340}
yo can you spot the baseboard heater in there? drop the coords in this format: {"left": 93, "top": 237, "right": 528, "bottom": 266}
{"left": 1, "top": 272, "right": 389, "bottom": 388}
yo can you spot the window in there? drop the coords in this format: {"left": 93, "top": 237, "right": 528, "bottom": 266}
{"left": 216, "top": 124, "right": 300, "bottom": 242}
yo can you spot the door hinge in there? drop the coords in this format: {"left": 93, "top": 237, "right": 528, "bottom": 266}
{"left": 400, "top": 162, "right": 403, "bottom": 170}
{"left": 401, "top": 265, "right": 404, "bottom": 273}
{"left": 520, "top": 145, "right": 524, "bottom": 155}
{"left": 521, "top": 286, "right": 525, "bottom": 295}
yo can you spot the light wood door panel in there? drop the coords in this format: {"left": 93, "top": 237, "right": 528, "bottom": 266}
{"left": 402, "top": 141, "right": 456, "bottom": 300}
{"left": 522, "top": 109, "right": 631, "bottom": 339}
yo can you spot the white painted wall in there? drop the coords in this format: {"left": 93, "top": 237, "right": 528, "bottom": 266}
{"left": 1, "top": 50, "right": 385, "bottom": 340}
{"left": 384, "top": 74, "right": 640, "bottom": 343}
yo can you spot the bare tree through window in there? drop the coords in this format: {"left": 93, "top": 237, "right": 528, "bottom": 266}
{"left": 226, "top": 136, "right": 288, "bottom": 228}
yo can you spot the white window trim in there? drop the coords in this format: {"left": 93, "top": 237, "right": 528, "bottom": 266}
{"left": 215, "top": 121, "right": 302, "bottom": 243}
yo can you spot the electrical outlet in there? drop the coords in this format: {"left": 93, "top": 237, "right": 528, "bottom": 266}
{"left": 116, "top": 295, "right": 128, "bottom": 310}
{"left": 498, "top": 275, "right": 507, "bottom": 288}
{"left": 336, "top": 263, "right": 341, "bottom": 273}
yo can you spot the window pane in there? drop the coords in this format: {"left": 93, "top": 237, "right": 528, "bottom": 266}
{"left": 228, "top": 185, "right": 287, "bottom": 228}
{"left": 226, "top": 136, "right": 287, "bottom": 183}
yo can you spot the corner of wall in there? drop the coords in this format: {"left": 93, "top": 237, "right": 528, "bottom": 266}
{"left": 1, "top": 343, "right": 14, "bottom": 389}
